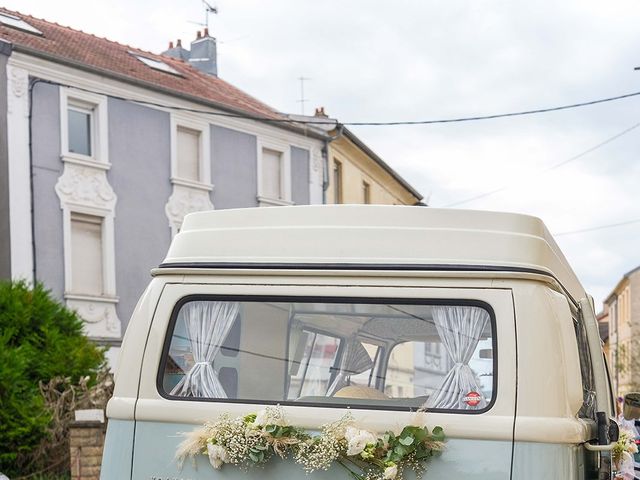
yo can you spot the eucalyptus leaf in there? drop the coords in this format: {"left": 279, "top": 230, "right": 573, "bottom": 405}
{"left": 399, "top": 436, "right": 414, "bottom": 446}
{"left": 249, "top": 451, "right": 260, "bottom": 463}
{"left": 394, "top": 445, "right": 408, "bottom": 457}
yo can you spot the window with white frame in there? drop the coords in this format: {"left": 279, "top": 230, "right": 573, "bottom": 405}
{"left": 176, "top": 126, "right": 201, "bottom": 182}
{"left": 60, "top": 89, "right": 108, "bottom": 164}
{"left": 257, "top": 141, "right": 291, "bottom": 206}
{"left": 70, "top": 212, "right": 104, "bottom": 296}
{"left": 67, "top": 103, "right": 93, "bottom": 157}
{"left": 261, "top": 148, "right": 283, "bottom": 200}
{"left": 170, "top": 115, "right": 210, "bottom": 187}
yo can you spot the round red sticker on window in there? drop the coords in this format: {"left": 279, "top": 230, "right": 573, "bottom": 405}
{"left": 463, "top": 391, "right": 481, "bottom": 407}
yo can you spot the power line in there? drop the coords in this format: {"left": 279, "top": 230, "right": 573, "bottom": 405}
{"left": 344, "top": 90, "right": 640, "bottom": 126}
{"left": 443, "top": 120, "right": 640, "bottom": 207}
{"left": 33, "top": 78, "right": 640, "bottom": 126}
{"left": 554, "top": 218, "right": 640, "bottom": 236}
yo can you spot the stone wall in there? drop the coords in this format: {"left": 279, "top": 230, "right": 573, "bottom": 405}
{"left": 69, "top": 421, "right": 105, "bottom": 480}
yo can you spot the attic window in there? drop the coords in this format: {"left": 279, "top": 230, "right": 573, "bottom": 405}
{"left": 131, "top": 52, "right": 180, "bottom": 75}
{"left": 0, "top": 12, "right": 43, "bottom": 35}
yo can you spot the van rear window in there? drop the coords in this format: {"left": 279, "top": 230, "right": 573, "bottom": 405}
{"left": 158, "top": 297, "right": 496, "bottom": 412}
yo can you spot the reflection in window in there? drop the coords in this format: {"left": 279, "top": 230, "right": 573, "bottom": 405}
{"left": 288, "top": 331, "right": 341, "bottom": 398}
{"left": 68, "top": 107, "right": 92, "bottom": 156}
{"left": 161, "top": 299, "right": 494, "bottom": 411}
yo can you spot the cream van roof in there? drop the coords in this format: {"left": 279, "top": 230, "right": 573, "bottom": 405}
{"left": 162, "top": 205, "right": 586, "bottom": 301}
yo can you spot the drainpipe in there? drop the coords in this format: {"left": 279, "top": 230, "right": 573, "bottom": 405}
{"left": 321, "top": 142, "right": 329, "bottom": 204}
{"left": 322, "top": 124, "right": 344, "bottom": 204}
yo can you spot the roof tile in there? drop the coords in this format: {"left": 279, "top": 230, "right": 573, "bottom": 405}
{"left": 0, "top": 7, "right": 283, "bottom": 119}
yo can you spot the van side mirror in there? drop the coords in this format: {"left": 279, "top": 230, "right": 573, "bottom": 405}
{"left": 623, "top": 392, "right": 640, "bottom": 420}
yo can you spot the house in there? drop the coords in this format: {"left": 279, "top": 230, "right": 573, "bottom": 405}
{"left": 0, "top": 8, "right": 327, "bottom": 364}
{"left": 602, "top": 265, "right": 640, "bottom": 397}
{"left": 289, "top": 108, "right": 424, "bottom": 206}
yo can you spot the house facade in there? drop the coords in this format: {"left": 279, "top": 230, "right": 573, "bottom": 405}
{"left": 325, "top": 126, "right": 423, "bottom": 206}
{"left": 0, "top": 9, "right": 326, "bottom": 364}
{"left": 288, "top": 109, "right": 423, "bottom": 206}
{"left": 602, "top": 265, "right": 640, "bottom": 397}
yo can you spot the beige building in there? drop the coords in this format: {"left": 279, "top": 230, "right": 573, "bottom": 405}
{"left": 324, "top": 125, "right": 423, "bottom": 206}
{"left": 597, "top": 309, "right": 610, "bottom": 367}
{"left": 289, "top": 108, "right": 424, "bottom": 206}
{"left": 603, "top": 265, "right": 640, "bottom": 397}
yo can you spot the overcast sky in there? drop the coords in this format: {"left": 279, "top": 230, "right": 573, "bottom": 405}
{"left": 6, "top": 0, "right": 640, "bottom": 306}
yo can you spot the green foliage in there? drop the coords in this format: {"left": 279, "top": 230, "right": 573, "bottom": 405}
{"left": 0, "top": 280, "right": 105, "bottom": 476}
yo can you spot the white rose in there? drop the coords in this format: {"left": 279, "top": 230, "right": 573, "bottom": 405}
{"left": 344, "top": 426, "right": 377, "bottom": 456}
{"left": 383, "top": 464, "right": 398, "bottom": 480}
{"left": 253, "top": 409, "right": 269, "bottom": 426}
{"left": 253, "top": 408, "right": 287, "bottom": 427}
{"left": 207, "top": 444, "right": 229, "bottom": 469}
{"left": 630, "top": 442, "right": 639, "bottom": 454}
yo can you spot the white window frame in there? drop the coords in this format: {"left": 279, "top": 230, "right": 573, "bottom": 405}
{"left": 60, "top": 88, "right": 109, "bottom": 167}
{"left": 257, "top": 138, "right": 292, "bottom": 206}
{"left": 170, "top": 113, "right": 212, "bottom": 190}
{"left": 62, "top": 206, "right": 116, "bottom": 301}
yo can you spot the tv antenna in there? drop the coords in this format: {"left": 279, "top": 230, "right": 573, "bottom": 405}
{"left": 297, "top": 76, "right": 311, "bottom": 115}
{"left": 190, "top": 0, "right": 218, "bottom": 29}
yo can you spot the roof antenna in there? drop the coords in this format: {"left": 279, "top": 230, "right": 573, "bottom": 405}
{"left": 202, "top": 0, "right": 218, "bottom": 30}
{"left": 297, "top": 76, "right": 310, "bottom": 115}
{"left": 190, "top": 0, "right": 218, "bottom": 30}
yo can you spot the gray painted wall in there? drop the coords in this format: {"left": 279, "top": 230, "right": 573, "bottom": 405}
{"left": 107, "top": 98, "right": 172, "bottom": 331}
{"left": 31, "top": 81, "right": 65, "bottom": 299}
{"left": 211, "top": 125, "right": 258, "bottom": 209}
{"left": 0, "top": 51, "right": 10, "bottom": 279}
{"left": 26, "top": 81, "right": 314, "bottom": 337}
{"left": 291, "top": 147, "right": 310, "bottom": 205}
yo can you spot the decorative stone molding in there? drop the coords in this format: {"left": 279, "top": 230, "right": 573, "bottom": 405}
{"left": 67, "top": 297, "right": 121, "bottom": 338}
{"left": 55, "top": 163, "right": 116, "bottom": 211}
{"left": 7, "top": 66, "right": 28, "bottom": 115}
{"left": 165, "top": 185, "right": 214, "bottom": 234}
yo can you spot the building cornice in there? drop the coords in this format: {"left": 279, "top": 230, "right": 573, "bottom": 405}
{"left": 10, "top": 44, "right": 328, "bottom": 143}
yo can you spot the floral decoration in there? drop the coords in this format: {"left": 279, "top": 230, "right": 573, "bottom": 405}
{"left": 613, "top": 427, "right": 639, "bottom": 474}
{"left": 176, "top": 406, "right": 445, "bottom": 480}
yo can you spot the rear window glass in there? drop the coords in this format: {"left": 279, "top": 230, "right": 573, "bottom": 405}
{"left": 159, "top": 297, "right": 496, "bottom": 412}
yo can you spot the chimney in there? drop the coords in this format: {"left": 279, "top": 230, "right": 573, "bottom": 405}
{"left": 162, "top": 38, "right": 190, "bottom": 61}
{"left": 189, "top": 29, "right": 218, "bottom": 76}
{"left": 314, "top": 107, "right": 328, "bottom": 118}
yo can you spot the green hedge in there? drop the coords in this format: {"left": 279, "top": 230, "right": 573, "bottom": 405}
{"left": 0, "top": 281, "right": 105, "bottom": 476}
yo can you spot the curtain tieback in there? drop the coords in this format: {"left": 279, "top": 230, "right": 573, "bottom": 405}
{"left": 194, "top": 361, "right": 212, "bottom": 366}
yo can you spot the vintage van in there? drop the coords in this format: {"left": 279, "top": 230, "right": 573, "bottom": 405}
{"left": 101, "top": 205, "right": 619, "bottom": 480}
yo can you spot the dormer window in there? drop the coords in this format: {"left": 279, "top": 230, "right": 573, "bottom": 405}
{"left": 131, "top": 52, "right": 180, "bottom": 75}
{"left": 0, "top": 12, "right": 42, "bottom": 35}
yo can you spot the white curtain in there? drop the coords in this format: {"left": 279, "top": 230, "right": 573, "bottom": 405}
{"left": 171, "top": 301, "right": 240, "bottom": 398}
{"left": 426, "top": 306, "right": 489, "bottom": 410}
{"left": 327, "top": 337, "right": 374, "bottom": 395}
